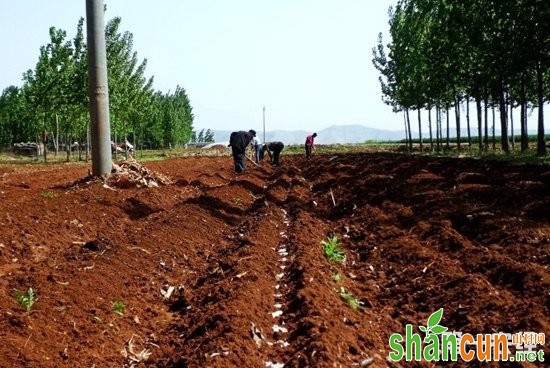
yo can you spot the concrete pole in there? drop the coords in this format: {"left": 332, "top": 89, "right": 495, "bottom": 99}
{"left": 86, "top": 0, "right": 112, "bottom": 176}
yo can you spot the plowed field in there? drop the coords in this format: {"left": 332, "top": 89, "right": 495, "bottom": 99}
{"left": 0, "top": 151, "right": 548, "bottom": 367}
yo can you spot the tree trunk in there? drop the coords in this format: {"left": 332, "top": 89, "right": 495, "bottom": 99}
{"left": 66, "top": 133, "right": 70, "bottom": 162}
{"left": 113, "top": 130, "right": 118, "bottom": 160}
{"left": 86, "top": 121, "right": 90, "bottom": 162}
{"left": 491, "top": 104, "right": 497, "bottom": 151}
{"left": 484, "top": 95, "right": 489, "bottom": 151}
{"left": 536, "top": 61, "right": 546, "bottom": 156}
{"left": 509, "top": 95, "right": 515, "bottom": 150}
{"left": 466, "top": 96, "right": 471, "bottom": 147}
{"left": 435, "top": 106, "right": 443, "bottom": 151}
{"left": 405, "top": 108, "right": 412, "bottom": 152}
{"left": 55, "top": 113, "right": 59, "bottom": 156}
{"left": 417, "top": 109, "right": 423, "bottom": 152}
{"left": 403, "top": 110, "right": 409, "bottom": 151}
{"left": 428, "top": 106, "right": 434, "bottom": 151}
{"left": 520, "top": 75, "right": 529, "bottom": 152}
{"left": 499, "top": 82, "right": 510, "bottom": 154}
{"left": 446, "top": 107, "right": 450, "bottom": 149}
{"left": 455, "top": 96, "right": 461, "bottom": 152}
{"left": 476, "top": 96, "right": 483, "bottom": 150}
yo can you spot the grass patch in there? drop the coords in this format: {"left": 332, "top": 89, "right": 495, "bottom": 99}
{"left": 111, "top": 300, "right": 126, "bottom": 316}
{"left": 321, "top": 236, "right": 345, "bottom": 263}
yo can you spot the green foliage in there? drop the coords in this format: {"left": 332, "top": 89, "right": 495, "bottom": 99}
{"left": 111, "top": 300, "right": 126, "bottom": 316}
{"left": 373, "top": 0, "right": 550, "bottom": 155}
{"left": 0, "top": 86, "right": 27, "bottom": 147}
{"left": 197, "top": 129, "right": 204, "bottom": 142}
{"left": 148, "top": 86, "right": 194, "bottom": 148}
{"left": 204, "top": 129, "right": 215, "bottom": 143}
{"left": 106, "top": 17, "right": 156, "bottom": 145}
{"left": 13, "top": 288, "right": 36, "bottom": 312}
{"left": 321, "top": 236, "right": 346, "bottom": 263}
{"left": 192, "top": 128, "right": 215, "bottom": 143}
{"left": 338, "top": 288, "right": 363, "bottom": 310}
{"left": 0, "top": 15, "right": 194, "bottom": 151}
{"left": 331, "top": 272, "right": 342, "bottom": 283}
{"left": 21, "top": 23, "right": 89, "bottom": 151}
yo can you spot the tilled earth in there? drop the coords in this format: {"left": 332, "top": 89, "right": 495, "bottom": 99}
{"left": 0, "top": 151, "right": 548, "bottom": 367}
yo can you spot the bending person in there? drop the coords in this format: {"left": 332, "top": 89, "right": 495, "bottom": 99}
{"left": 262, "top": 141, "right": 285, "bottom": 167}
{"left": 228, "top": 129, "right": 256, "bottom": 173}
{"left": 305, "top": 132, "right": 317, "bottom": 159}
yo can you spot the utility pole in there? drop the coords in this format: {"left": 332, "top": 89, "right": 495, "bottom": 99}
{"left": 86, "top": 0, "right": 112, "bottom": 176}
{"left": 263, "top": 106, "right": 266, "bottom": 144}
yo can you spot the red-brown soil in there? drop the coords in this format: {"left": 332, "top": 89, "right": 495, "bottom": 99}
{"left": 0, "top": 151, "right": 548, "bottom": 367}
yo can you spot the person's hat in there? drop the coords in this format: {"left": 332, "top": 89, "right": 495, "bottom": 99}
{"left": 249, "top": 129, "right": 257, "bottom": 136}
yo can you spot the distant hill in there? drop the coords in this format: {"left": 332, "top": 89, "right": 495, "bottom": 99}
{"left": 212, "top": 124, "right": 405, "bottom": 145}
{"left": 211, "top": 125, "right": 541, "bottom": 145}
{"left": 316, "top": 125, "right": 405, "bottom": 144}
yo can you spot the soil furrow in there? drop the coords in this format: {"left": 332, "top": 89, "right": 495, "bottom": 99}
{"left": 0, "top": 154, "right": 548, "bottom": 367}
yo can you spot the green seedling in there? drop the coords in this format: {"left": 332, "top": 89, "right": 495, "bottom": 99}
{"left": 331, "top": 272, "right": 342, "bottom": 283}
{"left": 321, "top": 236, "right": 346, "bottom": 263}
{"left": 40, "top": 191, "right": 54, "bottom": 198}
{"left": 13, "top": 288, "right": 36, "bottom": 312}
{"left": 111, "top": 300, "right": 126, "bottom": 316}
{"left": 339, "top": 288, "right": 363, "bottom": 310}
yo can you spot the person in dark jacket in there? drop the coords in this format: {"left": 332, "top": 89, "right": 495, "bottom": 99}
{"left": 228, "top": 129, "right": 256, "bottom": 173}
{"left": 262, "top": 141, "right": 285, "bottom": 166}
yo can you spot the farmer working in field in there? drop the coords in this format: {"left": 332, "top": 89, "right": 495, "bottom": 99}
{"left": 228, "top": 129, "right": 256, "bottom": 173}
{"left": 250, "top": 134, "right": 263, "bottom": 163}
{"left": 305, "top": 132, "right": 317, "bottom": 159}
{"left": 262, "top": 141, "right": 285, "bottom": 167}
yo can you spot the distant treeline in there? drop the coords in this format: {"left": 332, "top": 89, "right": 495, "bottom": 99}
{"left": 0, "top": 16, "right": 195, "bottom": 151}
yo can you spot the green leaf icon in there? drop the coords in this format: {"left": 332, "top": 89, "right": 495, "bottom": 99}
{"left": 430, "top": 325, "right": 448, "bottom": 334}
{"left": 427, "top": 308, "right": 444, "bottom": 328}
{"left": 419, "top": 326, "right": 427, "bottom": 332}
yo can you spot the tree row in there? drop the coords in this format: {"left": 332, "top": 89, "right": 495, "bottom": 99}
{"left": 373, "top": 0, "right": 549, "bottom": 154}
{"left": 0, "top": 16, "right": 195, "bottom": 152}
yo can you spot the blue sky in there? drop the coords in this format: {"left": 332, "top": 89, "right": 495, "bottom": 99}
{"left": 0, "top": 0, "right": 403, "bottom": 133}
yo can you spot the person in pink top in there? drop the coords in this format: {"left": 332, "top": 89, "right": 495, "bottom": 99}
{"left": 305, "top": 132, "right": 317, "bottom": 159}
